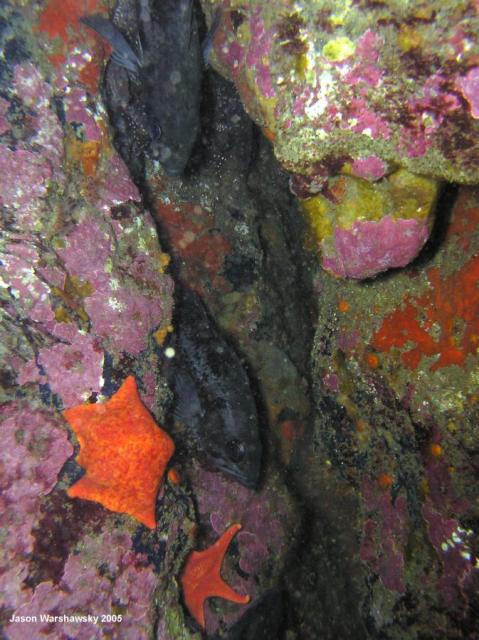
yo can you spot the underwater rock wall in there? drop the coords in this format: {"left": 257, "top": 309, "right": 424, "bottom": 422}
{"left": 1, "top": 1, "right": 479, "bottom": 639}
{"left": 203, "top": 0, "right": 479, "bottom": 277}
{"left": 0, "top": 3, "right": 189, "bottom": 638}
{"left": 307, "top": 186, "right": 479, "bottom": 638}
{"left": 0, "top": 2, "right": 306, "bottom": 638}
{"left": 203, "top": 0, "right": 479, "bottom": 182}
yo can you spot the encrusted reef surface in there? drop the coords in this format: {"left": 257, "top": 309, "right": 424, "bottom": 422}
{"left": 144, "top": 70, "right": 310, "bottom": 637}
{"left": 0, "top": 2, "right": 187, "bottom": 638}
{"left": 304, "top": 186, "right": 479, "bottom": 639}
{"left": 203, "top": 0, "right": 479, "bottom": 182}
{"left": 202, "top": 0, "right": 479, "bottom": 277}
{"left": 1, "top": 0, "right": 479, "bottom": 639}
{"left": 0, "top": 1, "right": 303, "bottom": 638}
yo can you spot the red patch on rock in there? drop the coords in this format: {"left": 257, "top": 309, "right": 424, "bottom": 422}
{"left": 372, "top": 255, "right": 479, "bottom": 370}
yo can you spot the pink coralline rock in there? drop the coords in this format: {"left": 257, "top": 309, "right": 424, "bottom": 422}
{"left": 336, "top": 329, "right": 361, "bottom": 354}
{"left": 13, "top": 63, "right": 53, "bottom": 108}
{"left": 58, "top": 214, "right": 173, "bottom": 358}
{"left": 420, "top": 457, "right": 478, "bottom": 611}
{"left": 5, "top": 527, "right": 157, "bottom": 640}
{"left": 64, "top": 86, "right": 102, "bottom": 141}
{"left": 350, "top": 156, "right": 388, "bottom": 182}
{"left": 13, "top": 63, "right": 64, "bottom": 179}
{"left": 236, "top": 531, "right": 269, "bottom": 575}
{"left": 2, "top": 233, "right": 105, "bottom": 408}
{"left": 321, "top": 215, "right": 429, "bottom": 279}
{"left": 0, "top": 147, "right": 53, "bottom": 211}
{"left": 36, "top": 331, "right": 104, "bottom": 407}
{"left": 359, "top": 478, "right": 409, "bottom": 593}
{"left": 96, "top": 152, "right": 141, "bottom": 210}
{"left": 205, "top": 0, "right": 479, "bottom": 184}
{"left": 322, "top": 371, "right": 339, "bottom": 393}
{"left": 1, "top": 240, "right": 56, "bottom": 326}
{"left": 3, "top": 207, "right": 172, "bottom": 406}
{"left": 60, "top": 79, "right": 140, "bottom": 208}
{"left": 422, "top": 500, "right": 478, "bottom": 611}
{"left": 204, "top": 0, "right": 479, "bottom": 276}
{"left": 0, "top": 403, "right": 73, "bottom": 611}
{"left": 1, "top": 60, "right": 173, "bottom": 405}
{"left": 457, "top": 67, "right": 479, "bottom": 119}
{"left": 301, "top": 169, "right": 439, "bottom": 279}
{"left": 0, "top": 16, "right": 171, "bottom": 640}
{"left": 191, "top": 467, "right": 292, "bottom": 634}
{"left": 139, "top": 370, "right": 157, "bottom": 412}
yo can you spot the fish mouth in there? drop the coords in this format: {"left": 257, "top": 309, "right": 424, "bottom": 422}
{"left": 213, "top": 461, "right": 260, "bottom": 490}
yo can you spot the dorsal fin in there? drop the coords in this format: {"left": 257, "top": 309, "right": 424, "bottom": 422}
{"left": 81, "top": 14, "right": 142, "bottom": 73}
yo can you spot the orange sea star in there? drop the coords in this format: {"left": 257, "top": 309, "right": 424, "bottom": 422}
{"left": 64, "top": 375, "right": 175, "bottom": 528}
{"left": 180, "top": 523, "right": 251, "bottom": 629}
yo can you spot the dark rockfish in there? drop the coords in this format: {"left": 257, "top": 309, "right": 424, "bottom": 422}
{"left": 81, "top": 0, "right": 202, "bottom": 176}
{"left": 166, "top": 287, "right": 262, "bottom": 489}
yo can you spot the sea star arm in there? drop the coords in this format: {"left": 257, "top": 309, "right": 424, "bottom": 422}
{"left": 64, "top": 375, "right": 174, "bottom": 528}
{"left": 180, "top": 523, "right": 250, "bottom": 629}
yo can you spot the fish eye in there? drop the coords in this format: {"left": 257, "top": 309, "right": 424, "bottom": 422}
{"left": 226, "top": 439, "right": 245, "bottom": 463}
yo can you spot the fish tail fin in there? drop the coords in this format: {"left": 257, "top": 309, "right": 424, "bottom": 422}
{"left": 81, "top": 14, "right": 142, "bottom": 73}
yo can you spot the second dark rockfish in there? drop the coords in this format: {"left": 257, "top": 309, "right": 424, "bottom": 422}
{"left": 165, "top": 287, "right": 262, "bottom": 490}
{"left": 82, "top": 0, "right": 202, "bottom": 176}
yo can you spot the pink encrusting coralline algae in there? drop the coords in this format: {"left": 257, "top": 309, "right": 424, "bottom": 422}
{"left": 206, "top": 0, "right": 479, "bottom": 183}
{"left": 1, "top": 20, "right": 175, "bottom": 637}
{"left": 204, "top": 0, "right": 479, "bottom": 277}
{"left": 4, "top": 527, "right": 157, "bottom": 640}
{"left": 191, "top": 467, "right": 294, "bottom": 634}
{"left": 0, "top": 403, "right": 73, "bottom": 611}
{"left": 1, "top": 61, "right": 174, "bottom": 408}
{"left": 321, "top": 216, "right": 430, "bottom": 279}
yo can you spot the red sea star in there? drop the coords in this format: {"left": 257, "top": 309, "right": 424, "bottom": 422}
{"left": 64, "top": 375, "right": 175, "bottom": 528}
{"left": 180, "top": 523, "right": 251, "bottom": 629}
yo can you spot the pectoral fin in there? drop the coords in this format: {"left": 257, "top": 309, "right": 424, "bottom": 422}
{"left": 173, "top": 369, "right": 204, "bottom": 424}
{"left": 81, "top": 14, "right": 141, "bottom": 73}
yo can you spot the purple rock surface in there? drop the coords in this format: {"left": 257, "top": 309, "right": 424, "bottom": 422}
{"left": 321, "top": 215, "right": 430, "bottom": 279}
{"left": 5, "top": 526, "right": 157, "bottom": 640}
{"left": 0, "top": 9, "right": 176, "bottom": 638}
{"left": 191, "top": 466, "right": 293, "bottom": 635}
{"left": 205, "top": 0, "right": 479, "bottom": 184}
{"left": 0, "top": 403, "right": 73, "bottom": 611}
{"left": 1, "top": 60, "right": 173, "bottom": 408}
